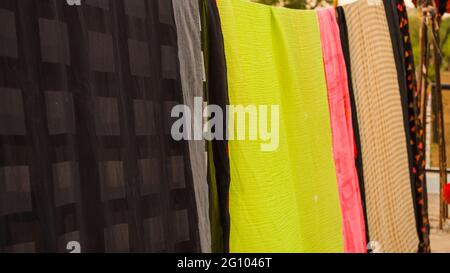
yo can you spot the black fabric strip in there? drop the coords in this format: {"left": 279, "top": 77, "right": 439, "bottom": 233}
{"left": 336, "top": 6, "right": 370, "bottom": 245}
{"left": 201, "top": 0, "right": 231, "bottom": 253}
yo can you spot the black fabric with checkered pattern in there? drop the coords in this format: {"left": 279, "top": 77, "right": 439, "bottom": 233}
{"left": 0, "top": 0, "right": 201, "bottom": 253}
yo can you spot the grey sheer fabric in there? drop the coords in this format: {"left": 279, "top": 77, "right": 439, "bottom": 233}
{"left": 172, "top": 0, "right": 210, "bottom": 253}
{"left": 0, "top": 0, "right": 203, "bottom": 253}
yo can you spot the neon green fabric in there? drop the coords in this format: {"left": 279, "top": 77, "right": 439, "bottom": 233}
{"left": 217, "top": 0, "right": 344, "bottom": 253}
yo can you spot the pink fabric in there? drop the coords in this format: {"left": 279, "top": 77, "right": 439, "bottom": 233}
{"left": 318, "top": 8, "right": 367, "bottom": 253}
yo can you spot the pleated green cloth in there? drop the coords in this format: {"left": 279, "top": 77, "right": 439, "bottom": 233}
{"left": 217, "top": 0, "right": 344, "bottom": 253}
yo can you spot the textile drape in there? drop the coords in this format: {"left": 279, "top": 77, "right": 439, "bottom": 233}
{"left": 383, "top": 0, "right": 430, "bottom": 253}
{"left": 0, "top": 0, "right": 203, "bottom": 253}
{"left": 318, "top": 8, "right": 366, "bottom": 253}
{"left": 173, "top": 0, "right": 211, "bottom": 253}
{"left": 201, "top": 0, "right": 231, "bottom": 253}
{"left": 336, "top": 6, "right": 371, "bottom": 245}
{"left": 342, "top": 0, "right": 419, "bottom": 252}
{"left": 217, "top": 0, "right": 344, "bottom": 253}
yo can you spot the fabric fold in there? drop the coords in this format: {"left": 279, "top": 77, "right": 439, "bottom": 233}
{"left": 0, "top": 0, "right": 203, "bottom": 253}
{"left": 173, "top": 0, "right": 211, "bottom": 253}
{"left": 342, "top": 0, "right": 419, "bottom": 252}
{"left": 201, "top": 0, "right": 232, "bottom": 253}
{"left": 336, "top": 6, "right": 371, "bottom": 246}
{"left": 383, "top": 0, "right": 430, "bottom": 252}
{"left": 216, "top": 0, "right": 344, "bottom": 253}
{"left": 318, "top": 8, "right": 367, "bottom": 253}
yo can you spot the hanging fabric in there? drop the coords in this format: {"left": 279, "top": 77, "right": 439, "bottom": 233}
{"left": 317, "top": 8, "right": 367, "bottom": 253}
{"left": 173, "top": 0, "right": 211, "bottom": 253}
{"left": 201, "top": 0, "right": 231, "bottom": 253}
{"left": 216, "top": 0, "right": 344, "bottom": 253}
{"left": 383, "top": 0, "right": 430, "bottom": 252}
{"left": 0, "top": 0, "right": 203, "bottom": 253}
{"left": 396, "top": 0, "right": 431, "bottom": 253}
{"left": 336, "top": 6, "right": 371, "bottom": 247}
{"left": 383, "top": 0, "right": 421, "bottom": 250}
{"left": 342, "top": 0, "right": 419, "bottom": 252}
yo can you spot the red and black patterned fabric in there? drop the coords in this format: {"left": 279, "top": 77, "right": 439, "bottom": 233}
{"left": 386, "top": 0, "right": 431, "bottom": 253}
{"left": 397, "top": 0, "right": 431, "bottom": 253}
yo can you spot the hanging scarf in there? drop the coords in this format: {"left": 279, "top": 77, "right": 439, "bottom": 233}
{"left": 0, "top": 0, "right": 204, "bottom": 253}
{"left": 318, "top": 8, "right": 367, "bottom": 253}
{"left": 342, "top": 0, "right": 420, "bottom": 252}
{"left": 384, "top": 0, "right": 431, "bottom": 253}
{"left": 216, "top": 0, "right": 344, "bottom": 253}
{"left": 201, "top": 0, "right": 232, "bottom": 253}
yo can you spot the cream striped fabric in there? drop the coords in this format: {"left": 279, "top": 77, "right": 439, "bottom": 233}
{"left": 343, "top": 0, "right": 419, "bottom": 252}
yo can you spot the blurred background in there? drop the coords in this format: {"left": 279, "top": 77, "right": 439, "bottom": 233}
{"left": 253, "top": 1, "right": 449, "bottom": 71}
